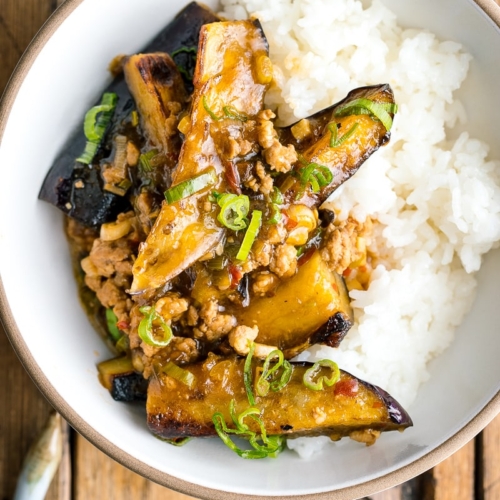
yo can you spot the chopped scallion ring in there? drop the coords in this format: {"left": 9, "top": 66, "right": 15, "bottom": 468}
{"left": 271, "top": 186, "right": 284, "bottom": 205}
{"left": 335, "top": 98, "right": 397, "bottom": 131}
{"left": 223, "top": 105, "right": 248, "bottom": 122}
{"left": 105, "top": 308, "right": 121, "bottom": 341}
{"left": 255, "top": 349, "right": 292, "bottom": 397}
{"left": 212, "top": 400, "right": 286, "bottom": 459}
{"left": 163, "top": 361, "right": 196, "bottom": 388}
{"left": 244, "top": 341, "right": 256, "bottom": 406}
{"left": 298, "top": 157, "right": 333, "bottom": 193}
{"left": 171, "top": 46, "right": 197, "bottom": 57}
{"left": 202, "top": 96, "right": 223, "bottom": 121}
{"left": 164, "top": 437, "right": 192, "bottom": 447}
{"left": 76, "top": 92, "right": 118, "bottom": 165}
{"left": 268, "top": 204, "right": 281, "bottom": 225}
{"left": 303, "top": 359, "right": 340, "bottom": 391}
{"left": 236, "top": 210, "right": 262, "bottom": 261}
{"left": 139, "top": 149, "right": 158, "bottom": 173}
{"left": 328, "top": 121, "right": 359, "bottom": 148}
{"left": 138, "top": 306, "right": 173, "bottom": 348}
{"left": 216, "top": 193, "right": 250, "bottom": 231}
{"left": 164, "top": 168, "right": 217, "bottom": 204}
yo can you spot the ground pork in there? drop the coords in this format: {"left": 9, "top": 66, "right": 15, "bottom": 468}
{"left": 256, "top": 109, "right": 297, "bottom": 173}
{"left": 320, "top": 217, "right": 372, "bottom": 274}
{"left": 270, "top": 243, "right": 298, "bottom": 278}
{"left": 193, "top": 299, "right": 237, "bottom": 342}
{"left": 252, "top": 271, "right": 278, "bottom": 296}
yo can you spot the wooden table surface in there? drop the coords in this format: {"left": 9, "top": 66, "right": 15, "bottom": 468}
{"left": 1, "top": 1, "right": 500, "bottom": 499}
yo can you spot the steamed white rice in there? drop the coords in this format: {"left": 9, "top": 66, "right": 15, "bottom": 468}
{"left": 219, "top": 0, "right": 500, "bottom": 456}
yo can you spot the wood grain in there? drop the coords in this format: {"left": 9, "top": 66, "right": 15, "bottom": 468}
{"left": 73, "top": 436, "right": 194, "bottom": 500}
{"left": 1, "top": 0, "right": 500, "bottom": 499}
{"left": 479, "top": 414, "right": 500, "bottom": 500}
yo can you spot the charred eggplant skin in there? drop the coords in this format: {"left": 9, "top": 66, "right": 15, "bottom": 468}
{"left": 147, "top": 356, "right": 412, "bottom": 439}
{"left": 38, "top": 3, "right": 219, "bottom": 227}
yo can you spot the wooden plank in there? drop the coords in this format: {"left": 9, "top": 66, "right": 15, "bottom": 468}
{"left": 74, "top": 434, "right": 195, "bottom": 500}
{"left": 422, "top": 439, "right": 475, "bottom": 500}
{"left": 479, "top": 413, "right": 500, "bottom": 500}
{"left": 0, "top": 325, "right": 69, "bottom": 500}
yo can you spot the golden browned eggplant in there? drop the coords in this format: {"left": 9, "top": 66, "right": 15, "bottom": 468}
{"left": 123, "top": 53, "right": 187, "bottom": 155}
{"left": 147, "top": 355, "right": 412, "bottom": 441}
{"left": 233, "top": 251, "right": 353, "bottom": 358}
{"left": 131, "top": 20, "right": 270, "bottom": 295}
{"left": 285, "top": 84, "right": 396, "bottom": 207}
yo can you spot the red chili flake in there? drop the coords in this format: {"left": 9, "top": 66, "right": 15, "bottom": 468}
{"left": 116, "top": 321, "right": 129, "bottom": 331}
{"left": 334, "top": 378, "right": 359, "bottom": 397}
{"left": 332, "top": 283, "right": 339, "bottom": 293}
{"left": 298, "top": 247, "right": 315, "bottom": 267}
{"left": 284, "top": 215, "right": 298, "bottom": 231}
{"left": 229, "top": 264, "right": 243, "bottom": 289}
{"left": 224, "top": 161, "right": 241, "bottom": 195}
{"left": 343, "top": 267, "right": 352, "bottom": 278}
{"left": 372, "top": 401, "right": 384, "bottom": 409}
{"left": 358, "top": 265, "right": 367, "bottom": 273}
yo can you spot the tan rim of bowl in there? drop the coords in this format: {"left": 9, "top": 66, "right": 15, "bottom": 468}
{"left": 1, "top": 1, "right": 500, "bottom": 498}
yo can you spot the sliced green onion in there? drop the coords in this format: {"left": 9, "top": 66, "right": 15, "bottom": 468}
{"left": 105, "top": 309, "right": 121, "bottom": 341}
{"left": 236, "top": 210, "right": 262, "bottom": 261}
{"left": 138, "top": 306, "right": 173, "bottom": 348}
{"left": 223, "top": 105, "right": 248, "bottom": 122}
{"left": 328, "top": 121, "right": 359, "bottom": 148}
{"left": 298, "top": 158, "right": 333, "bottom": 193}
{"left": 303, "top": 359, "right": 340, "bottom": 391}
{"left": 212, "top": 400, "right": 286, "bottom": 459}
{"left": 171, "top": 46, "right": 197, "bottom": 57}
{"left": 164, "top": 437, "right": 192, "bottom": 447}
{"left": 163, "top": 361, "right": 195, "bottom": 388}
{"left": 164, "top": 168, "right": 217, "bottom": 204}
{"left": 76, "top": 92, "right": 118, "bottom": 165}
{"left": 131, "top": 110, "right": 139, "bottom": 127}
{"left": 216, "top": 193, "right": 250, "bottom": 231}
{"left": 271, "top": 186, "right": 283, "bottom": 205}
{"left": 139, "top": 149, "right": 158, "bottom": 173}
{"left": 83, "top": 93, "right": 118, "bottom": 142}
{"left": 255, "top": 350, "right": 292, "bottom": 397}
{"left": 244, "top": 341, "right": 256, "bottom": 406}
{"left": 203, "top": 96, "right": 223, "bottom": 121}
{"left": 206, "top": 255, "right": 228, "bottom": 270}
{"left": 115, "top": 334, "right": 129, "bottom": 353}
{"left": 268, "top": 204, "right": 281, "bottom": 225}
{"left": 76, "top": 141, "right": 99, "bottom": 165}
{"left": 335, "top": 98, "right": 397, "bottom": 131}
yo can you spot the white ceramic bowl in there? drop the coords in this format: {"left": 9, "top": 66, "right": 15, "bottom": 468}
{"left": 1, "top": 0, "right": 500, "bottom": 498}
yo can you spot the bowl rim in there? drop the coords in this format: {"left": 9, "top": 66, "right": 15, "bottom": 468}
{"left": 1, "top": 0, "right": 500, "bottom": 498}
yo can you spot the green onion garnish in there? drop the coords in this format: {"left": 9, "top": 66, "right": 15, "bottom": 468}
{"left": 164, "top": 437, "right": 192, "bottom": 447}
{"left": 268, "top": 204, "right": 282, "bottom": 225}
{"left": 138, "top": 306, "right": 173, "bottom": 348}
{"left": 298, "top": 157, "right": 333, "bottom": 193}
{"left": 163, "top": 361, "right": 195, "bottom": 388}
{"left": 105, "top": 309, "right": 121, "bottom": 341}
{"left": 76, "top": 92, "right": 118, "bottom": 165}
{"left": 131, "top": 110, "right": 139, "bottom": 127}
{"left": 236, "top": 210, "right": 262, "bottom": 261}
{"left": 255, "top": 350, "right": 292, "bottom": 397}
{"left": 202, "top": 96, "right": 248, "bottom": 122}
{"left": 271, "top": 187, "right": 284, "bottom": 205}
{"left": 171, "top": 46, "right": 197, "bottom": 57}
{"left": 139, "top": 149, "right": 158, "bottom": 173}
{"left": 164, "top": 168, "right": 217, "bottom": 204}
{"left": 222, "top": 105, "right": 248, "bottom": 122}
{"left": 328, "top": 121, "right": 359, "bottom": 148}
{"left": 212, "top": 400, "right": 286, "bottom": 459}
{"left": 335, "top": 98, "right": 397, "bottom": 131}
{"left": 244, "top": 341, "right": 256, "bottom": 406}
{"left": 203, "top": 96, "right": 223, "bottom": 121}
{"left": 303, "top": 359, "right": 340, "bottom": 391}
{"left": 216, "top": 193, "right": 250, "bottom": 231}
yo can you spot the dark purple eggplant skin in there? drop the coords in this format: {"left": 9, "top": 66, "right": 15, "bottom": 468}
{"left": 311, "top": 312, "right": 353, "bottom": 348}
{"left": 110, "top": 372, "right": 148, "bottom": 402}
{"left": 39, "top": 2, "right": 219, "bottom": 227}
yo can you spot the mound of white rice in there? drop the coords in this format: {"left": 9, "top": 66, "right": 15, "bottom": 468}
{"left": 220, "top": 0, "right": 500, "bottom": 455}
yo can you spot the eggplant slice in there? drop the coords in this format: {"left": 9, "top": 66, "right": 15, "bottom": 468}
{"left": 130, "top": 20, "right": 271, "bottom": 294}
{"left": 38, "top": 2, "right": 219, "bottom": 226}
{"left": 147, "top": 355, "right": 412, "bottom": 441}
